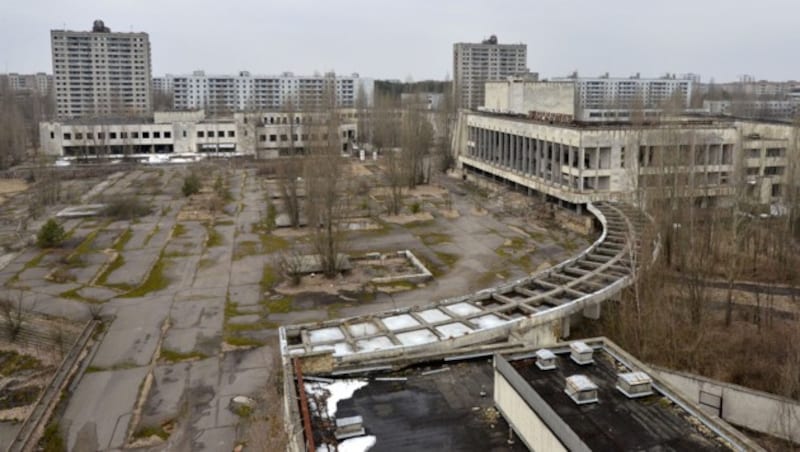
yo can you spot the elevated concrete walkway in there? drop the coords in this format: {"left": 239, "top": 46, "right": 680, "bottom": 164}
{"left": 280, "top": 201, "right": 656, "bottom": 369}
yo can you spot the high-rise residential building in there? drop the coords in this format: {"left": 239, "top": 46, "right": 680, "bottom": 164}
{"left": 551, "top": 74, "right": 693, "bottom": 110}
{"left": 0, "top": 73, "right": 53, "bottom": 94}
{"left": 155, "top": 71, "right": 373, "bottom": 114}
{"left": 453, "top": 35, "right": 528, "bottom": 110}
{"left": 51, "top": 20, "right": 152, "bottom": 118}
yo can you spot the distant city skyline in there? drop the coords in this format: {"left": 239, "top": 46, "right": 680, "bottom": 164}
{"left": 2, "top": 0, "right": 799, "bottom": 83}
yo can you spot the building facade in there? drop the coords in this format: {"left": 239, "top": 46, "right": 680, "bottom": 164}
{"left": 51, "top": 20, "right": 152, "bottom": 118}
{"left": 154, "top": 71, "right": 373, "bottom": 114}
{"left": 39, "top": 109, "right": 357, "bottom": 159}
{"left": 453, "top": 82, "right": 797, "bottom": 209}
{"left": 453, "top": 35, "right": 528, "bottom": 110}
{"left": 0, "top": 73, "right": 53, "bottom": 94}
{"left": 551, "top": 75, "right": 693, "bottom": 111}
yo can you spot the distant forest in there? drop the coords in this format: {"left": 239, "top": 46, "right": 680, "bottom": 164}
{"left": 374, "top": 80, "right": 452, "bottom": 98}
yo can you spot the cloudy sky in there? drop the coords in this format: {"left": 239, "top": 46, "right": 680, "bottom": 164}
{"left": 1, "top": 0, "right": 797, "bottom": 82}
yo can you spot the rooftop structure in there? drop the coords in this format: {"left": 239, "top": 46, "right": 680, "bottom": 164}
{"left": 284, "top": 338, "right": 762, "bottom": 451}
{"left": 51, "top": 20, "right": 152, "bottom": 118}
{"left": 494, "top": 339, "right": 758, "bottom": 451}
{"left": 483, "top": 76, "right": 696, "bottom": 123}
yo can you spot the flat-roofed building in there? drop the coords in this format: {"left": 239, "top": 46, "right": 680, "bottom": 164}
{"left": 51, "top": 20, "right": 152, "bottom": 118}
{"left": 453, "top": 35, "right": 528, "bottom": 110}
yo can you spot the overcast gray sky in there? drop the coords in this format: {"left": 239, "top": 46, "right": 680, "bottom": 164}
{"left": 1, "top": 0, "right": 797, "bottom": 82}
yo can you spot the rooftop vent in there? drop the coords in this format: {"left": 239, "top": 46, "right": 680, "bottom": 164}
{"left": 565, "top": 375, "right": 598, "bottom": 405}
{"left": 570, "top": 341, "right": 594, "bottom": 365}
{"left": 616, "top": 371, "right": 654, "bottom": 399}
{"left": 334, "top": 415, "right": 365, "bottom": 440}
{"left": 535, "top": 349, "right": 557, "bottom": 370}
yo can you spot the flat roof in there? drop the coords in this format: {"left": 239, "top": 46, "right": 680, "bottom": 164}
{"left": 469, "top": 110, "right": 740, "bottom": 131}
{"left": 508, "top": 349, "right": 733, "bottom": 451}
{"left": 304, "top": 359, "right": 528, "bottom": 451}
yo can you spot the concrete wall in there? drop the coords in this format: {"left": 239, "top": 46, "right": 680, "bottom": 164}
{"left": 653, "top": 367, "right": 800, "bottom": 444}
{"left": 483, "top": 81, "right": 576, "bottom": 116}
{"left": 494, "top": 367, "right": 568, "bottom": 452}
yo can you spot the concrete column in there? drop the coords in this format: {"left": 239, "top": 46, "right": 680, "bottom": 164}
{"left": 583, "top": 301, "right": 600, "bottom": 319}
{"left": 560, "top": 317, "right": 571, "bottom": 338}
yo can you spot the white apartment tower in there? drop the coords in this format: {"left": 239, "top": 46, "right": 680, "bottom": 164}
{"left": 159, "top": 71, "right": 373, "bottom": 114}
{"left": 453, "top": 35, "right": 527, "bottom": 110}
{"left": 51, "top": 20, "right": 152, "bottom": 118}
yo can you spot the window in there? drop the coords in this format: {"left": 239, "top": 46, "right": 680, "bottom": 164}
{"left": 119, "top": 132, "right": 126, "bottom": 139}
{"left": 132, "top": 132, "right": 139, "bottom": 138}
{"left": 280, "top": 134, "right": 288, "bottom": 142}
{"left": 164, "top": 131, "right": 171, "bottom": 139}
{"left": 301, "top": 134, "right": 308, "bottom": 141}
{"left": 259, "top": 134, "right": 266, "bottom": 142}
{"left": 63, "top": 133, "right": 71, "bottom": 140}
{"left": 772, "top": 184, "right": 782, "bottom": 197}
{"left": 292, "top": 134, "right": 298, "bottom": 141}
{"left": 269, "top": 134, "right": 277, "bottom": 142}
{"left": 766, "top": 148, "right": 786, "bottom": 158}
{"left": 198, "top": 131, "right": 205, "bottom": 138}
{"left": 182, "top": 131, "right": 186, "bottom": 138}
{"left": 747, "top": 148, "right": 760, "bottom": 158}
{"left": 75, "top": 133, "right": 83, "bottom": 140}
{"left": 86, "top": 133, "right": 94, "bottom": 140}
{"left": 153, "top": 131, "right": 161, "bottom": 139}
{"left": 227, "top": 130, "right": 235, "bottom": 137}
{"left": 218, "top": 131, "right": 225, "bottom": 138}
{"left": 142, "top": 132, "right": 150, "bottom": 139}
{"left": 50, "top": 131, "right": 55, "bottom": 139}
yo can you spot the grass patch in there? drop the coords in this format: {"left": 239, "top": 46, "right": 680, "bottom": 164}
{"left": 232, "top": 404, "right": 253, "bottom": 418}
{"left": 22, "top": 252, "right": 45, "bottom": 270}
{"left": 419, "top": 232, "right": 452, "bottom": 246}
{"left": 59, "top": 286, "right": 100, "bottom": 303}
{"left": 435, "top": 251, "right": 459, "bottom": 268}
{"left": 216, "top": 219, "right": 235, "bottom": 226}
{"left": 85, "top": 365, "right": 105, "bottom": 373}
{"left": 206, "top": 224, "right": 224, "bottom": 247}
{"left": 159, "top": 348, "right": 207, "bottom": 363}
{"left": 259, "top": 233, "right": 288, "bottom": 253}
{"left": 113, "top": 228, "right": 132, "bottom": 252}
{"left": 41, "top": 422, "right": 66, "bottom": 452}
{"left": 69, "top": 229, "right": 99, "bottom": 261}
{"left": 133, "top": 424, "right": 169, "bottom": 441}
{"left": 265, "top": 296, "right": 293, "bottom": 314}
{"left": 143, "top": 224, "right": 160, "bottom": 247}
{"left": 199, "top": 258, "right": 213, "bottom": 269}
{"left": 172, "top": 223, "right": 187, "bottom": 238}
{"left": 121, "top": 253, "right": 169, "bottom": 298}
{"left": 224, "top": 336, "right": 266, "bottom": 348}
{"left": 233, "top": 241, "right": 259, "bottom": 260}
{"left": 260, "top": 264, "right": 278, "bottom": 292}
{"left": 225, "top": 299, "right": 244, "bottom": 318}
{"left": 96, "top": 254, "right": 125, "bottom": 286}
{"left": 374, "top": 280, "right": 416, "bottom": 292}
{"left": 0, "top": 350, "right": 42, "bottom": 376}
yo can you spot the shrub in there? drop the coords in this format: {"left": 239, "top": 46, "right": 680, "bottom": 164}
{"left": 182, "top": 173, "right": 201, "bottom": 197}
{"left": 37, "top": 219, "right": 66, "bottom": 248}
{"left": 103, "top": 196, "right": 151, "bottom": 220}
{"left": 410, "top": 202, "right": 421, "bottom": 214}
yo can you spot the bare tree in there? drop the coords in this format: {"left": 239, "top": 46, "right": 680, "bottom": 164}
{"left": 304, "top": 74, "right": 349, "bottom": 277}
{"left": 0, "top": 291, "right": 32, "bottom": 341}
{"left": 400, "top": 91, "right": 434, "bottom": 188}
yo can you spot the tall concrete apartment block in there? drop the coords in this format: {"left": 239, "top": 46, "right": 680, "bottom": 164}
{"left": 155, "top": 71, "right": 374, "bottom": 113}
{"left": 453, "top": 35, "right": 527, "bottom": 110}
{"left": 51, "top": 20, "right": 152, "bottom": 118}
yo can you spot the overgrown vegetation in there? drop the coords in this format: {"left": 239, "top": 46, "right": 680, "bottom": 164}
{"left": 181, "top": 172, "right": 202, "bottom": 197}
{"left": 121, "top": 253, "right": 169, "bottom": 298}
{"left": 103, "top": 196, "right": 152, "bottom": 220}
{"left": 37, "top": 219, "right": 66, "bottom": 248}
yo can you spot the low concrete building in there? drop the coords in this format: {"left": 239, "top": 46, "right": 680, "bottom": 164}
{"left": 39, "top": 109, "right": 357, "bottom": 157}
{"left": 453, "top": 82, "right": 798, "bottom": 209}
